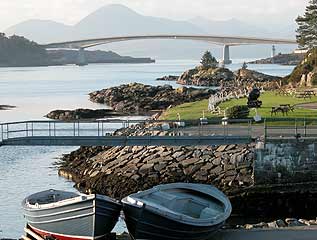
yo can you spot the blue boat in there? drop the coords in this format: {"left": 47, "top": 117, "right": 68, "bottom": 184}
{"left": 121, "top": 183, "right": 232, "bottom": 240}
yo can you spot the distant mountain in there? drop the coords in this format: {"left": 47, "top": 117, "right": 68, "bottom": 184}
{"left": 6, "top": 20, "right": 72, "bottom": 43}
{"left": 73, "top": 4, "right": 203, "bottom": 38}
{"left": 7, "top": 5, "right": 203, "bottom": 43}
{"left": 5, "top": 4, "right": 297, "bottom": 59}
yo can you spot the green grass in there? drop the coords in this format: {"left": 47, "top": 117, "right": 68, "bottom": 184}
{"left": 161, "top": 91, "right": 317, "bottom": 123}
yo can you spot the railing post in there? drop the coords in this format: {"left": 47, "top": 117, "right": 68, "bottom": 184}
{"left": 49, "top": 122, "right": 51, "bottom": 137}
{"left": 248, "top": 120, "right": 252, "bottom": 138}
{"left": 264, "top": 119, "right": 267, "bottom": 140}
{"left": 31, "top": 122, "right": 34, "bottom": 137}
{"left": 26, "top": 122, "right": 28, "bottom": 137}
{"left": 295, "top": 119, "right": 298, "bottom": 136}
{"left": 78, "top": 121, "right": 80, "bottom": 136}
{"left": 6, "top": 124, "right": 9, "bottom": 139}
{"left": 1, "top": 124, "right": 3, "bottom": 141}
{"left": 73, "top": 122, "right": 76, "bottom": 136}
{"left": 98, "top": 121, "right": 100, "bottom": 137}
{"left": 54, "top": 122, "right": 56, "bottom": 137}
{"left": 304, "top": 118, "right": 307, "bottom": 137}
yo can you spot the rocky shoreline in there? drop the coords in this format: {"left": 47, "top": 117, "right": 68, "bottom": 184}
{"left": 175, "top": 66, "right": 280, "bottom": 87}
{"left": 45, "top": 108, "right": 126, "bottom": 120}
{"left": 89, "top": 83, "right": 216, "bottom": 113}
{"left": 241, "top": 218, "right": 317, "bottom": 229}
{"left": 249, "top": 53, "right": 305, "bottom": 66}
{"left": 48, "top": 49, "right": 155, "bottom": 66}
{"left": 177, "top": 66, "right": 234, "bottom": 86}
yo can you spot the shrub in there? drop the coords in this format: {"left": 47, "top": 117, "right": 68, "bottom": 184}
{"left": 226, "top": 105, "right": 250, "bottom": 119}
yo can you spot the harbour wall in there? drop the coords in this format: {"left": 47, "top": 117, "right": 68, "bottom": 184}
{"left": 255, "top": 139, "right": 317, "bottom": 184}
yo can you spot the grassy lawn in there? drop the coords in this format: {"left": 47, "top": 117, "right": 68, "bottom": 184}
{"left": 161, "top": 91, "right": 317, "bottom": 123}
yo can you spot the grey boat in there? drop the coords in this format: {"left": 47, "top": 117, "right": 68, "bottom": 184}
{"left": 22, "top": 189, "right": 122, "bottom": 240}
{"left": 122, "top": 183, "right": 232, "bottom": 240}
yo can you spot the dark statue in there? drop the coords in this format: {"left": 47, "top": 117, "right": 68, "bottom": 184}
{"left": 247, "top": 88, "right": 262, "bottom": 108}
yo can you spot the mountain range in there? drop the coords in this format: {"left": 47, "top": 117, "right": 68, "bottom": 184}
{"left": 5, "top": 4, "right": 297, "bottom": 59}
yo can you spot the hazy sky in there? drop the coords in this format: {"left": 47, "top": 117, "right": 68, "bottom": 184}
{"left": 0, "top": 0, "right": 309, "bottom": 30}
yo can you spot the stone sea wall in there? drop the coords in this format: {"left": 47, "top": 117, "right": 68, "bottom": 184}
{"left": 255, "top": 140, "right": 317, "bottom": 184}
{"left": 59, "top": 143, "right": 255, "bottom": 200}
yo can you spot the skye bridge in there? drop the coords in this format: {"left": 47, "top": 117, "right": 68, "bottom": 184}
{"left": 1, "top": 119, "right": 316, "bottom": 147}
{"left": 40, "top": 34, "right": 298, "bottom": 66}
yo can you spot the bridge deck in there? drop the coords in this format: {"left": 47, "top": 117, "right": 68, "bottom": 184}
{"left": 1, "top": 119, "right": 317, "bottom": 147}
{"left": 0, "top": 135, "right": 252, "bottom": 146}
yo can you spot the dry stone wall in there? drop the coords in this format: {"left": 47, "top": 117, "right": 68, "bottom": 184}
{"left": 255, "top": 140, "right": 317, "bottom": 184}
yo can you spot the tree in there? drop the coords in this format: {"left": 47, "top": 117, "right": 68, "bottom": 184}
{"left": 200, "top": 51, "right": 218, "bottom": 69}
{"left": 296, "top": 0, "right": 317, "bottom": 49}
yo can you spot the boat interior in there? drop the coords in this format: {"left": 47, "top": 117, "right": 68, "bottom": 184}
{"left": 27, "top": 190, "right": 80, "bottom": 205}
{"left": 137, "top": 188, "right": 225, "bottom": 220}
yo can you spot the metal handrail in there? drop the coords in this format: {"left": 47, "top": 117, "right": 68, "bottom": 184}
{"left": 3, "top": 118, "right": 317, "bottom": 145}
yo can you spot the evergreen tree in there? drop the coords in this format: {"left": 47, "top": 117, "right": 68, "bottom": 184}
{"left": 296, "top": 0, "right": 317, "bottom": 49}
{"left": 200, "top": 51, "right": 218, "bottom": 69}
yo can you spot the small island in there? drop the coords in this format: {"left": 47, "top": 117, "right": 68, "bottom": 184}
{"left": 0, "top": 105, "right": 15, "bottom": 110}
{"left": 45, "top": 109, "right": 126, "bottom": 121}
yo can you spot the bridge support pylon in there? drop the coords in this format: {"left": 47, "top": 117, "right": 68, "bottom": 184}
{"left": 77, "top": 48, "right": 88, "bottom": 66}
{"left": 220, "top": 45, "right": 232, "bottom": 66}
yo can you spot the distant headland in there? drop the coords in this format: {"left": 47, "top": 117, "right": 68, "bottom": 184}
{"left": 0, "top": 33, "right": 155, "bottom": 67}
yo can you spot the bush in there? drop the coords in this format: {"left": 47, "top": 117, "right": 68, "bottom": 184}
{"left": 312, "top": 73, "right": 317, "bottom": 86}
{"left": 226, "top": 105, "right": 250, "bottom": 119}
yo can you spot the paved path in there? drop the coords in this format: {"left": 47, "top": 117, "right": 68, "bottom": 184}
{"left": 211, "top": 227, "right": 317, "bottom": 240}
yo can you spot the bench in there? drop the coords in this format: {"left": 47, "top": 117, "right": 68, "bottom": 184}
{"left": 295, "top": 90, "right": 315, "bottom": 99}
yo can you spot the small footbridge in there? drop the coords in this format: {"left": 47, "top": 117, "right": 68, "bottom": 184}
{"left": 1, "top": 119, "right": 317, "bottom": 147}
{"left": 0, "top": 119, "right": 254, "bottom": 147}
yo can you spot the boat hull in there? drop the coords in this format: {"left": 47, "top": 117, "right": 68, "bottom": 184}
{"left": 123, "top": 203, "right": 224, "bottom": 240}
{"left": 23, "top": 194, "right": 121, "bottom": 240}
{"left": 121, "top": 183, "right": 231, "bottom": 240}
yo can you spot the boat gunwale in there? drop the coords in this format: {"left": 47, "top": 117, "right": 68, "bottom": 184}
{"left": 22, "top": 190, "right": 121, "bottom": 212}
{"left": 23, "top": 205, "right": 94, "bottom": 218}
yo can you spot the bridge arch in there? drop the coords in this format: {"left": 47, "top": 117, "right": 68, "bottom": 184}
{"left": 41, "top": 35, "right": 297, "bottom": 66}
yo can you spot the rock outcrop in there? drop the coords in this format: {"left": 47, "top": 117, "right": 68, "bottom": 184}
{"left": 156, "top": 75, "right": 179, "bottom": 81}
{"left": 286, "top": 48, "right": 317, "bottom": 87}
{"left": 177, "top": 66, "right": 235, "bottom": 86}
{"left": 89, "top": 83, "right": 215, "bottom": 113}
{"left": 235, "top": 69, "right": 281, "bottom": 82}
{"left": 45, "top": 109, "right": 125, "bottom": 120}
{"left": 241, "top": 218, "right": 317, "bottom": 229}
